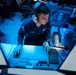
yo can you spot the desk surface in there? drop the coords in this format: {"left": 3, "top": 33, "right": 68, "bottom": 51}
{"left": 1, "top": 43, "right": 48, "bottom": 61}
{"left": 1, "top": 43, "right": 60, "bottom": 70}
{"left": 0, "top": 68, "right": 65, "bottom": 75}
{"left": 7, "top": 68, "right": 65, "bottom": 75}
{"left": 1, "top": 43, "right": 49, "bottom": 68}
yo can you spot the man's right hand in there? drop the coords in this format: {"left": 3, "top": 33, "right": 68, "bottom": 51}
{"left": 13, "top": 45, "right": 22, "bottom": 58}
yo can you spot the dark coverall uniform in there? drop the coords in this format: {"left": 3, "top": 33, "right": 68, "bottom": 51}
{"left": 18, "top": 17, "right": 51, "bottom": 45}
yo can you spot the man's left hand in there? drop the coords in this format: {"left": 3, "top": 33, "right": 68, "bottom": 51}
{"left": 43, "top": 41, "right": 50, "bottom": 51}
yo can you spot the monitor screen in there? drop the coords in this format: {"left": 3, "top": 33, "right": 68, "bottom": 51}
{"left": 0, "top": 49, "right": 7, "bottom": 68}
{"left": 59, "top": 45, "right": 76, "bottom": 74}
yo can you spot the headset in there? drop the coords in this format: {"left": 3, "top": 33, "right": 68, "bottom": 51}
{"left": 32, "top": 1, "right": 50, "bottom": 23}
{"left": 33, "top": 1, "right": 45, "bottom": 11}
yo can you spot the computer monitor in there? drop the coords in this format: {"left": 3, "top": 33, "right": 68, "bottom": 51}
{"left": 58, "top": 45, "right": 76, "bottom": 74}
{"left": 0, "top": 48, "right": 9, "bottom": 69}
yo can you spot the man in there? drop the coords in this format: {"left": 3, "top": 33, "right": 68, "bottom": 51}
{"left": 13, "top": 2, "right": 51, "bottom": 58}
{"left": 14, "top": 2, "right": 64, "bottom": 58}
{"left": 18, "top": 2, "right": 51, "bottom": 46}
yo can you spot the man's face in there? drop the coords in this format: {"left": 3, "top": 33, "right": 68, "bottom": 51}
{"left": 38, "top": 13, "right": 49, "bottom": 25}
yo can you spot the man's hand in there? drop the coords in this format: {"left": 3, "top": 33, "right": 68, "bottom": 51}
{"left": 43, "top": 41, "right": 50, "bottom": 51}
{"left": 13, "top": 45, "right": 22, "bottom": 58}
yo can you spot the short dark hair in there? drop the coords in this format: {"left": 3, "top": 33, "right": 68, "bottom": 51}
{"left": 33, "top": 2, "right": 50, "bottom": 15}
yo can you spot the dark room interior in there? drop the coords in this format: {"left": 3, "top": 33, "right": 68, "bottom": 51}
{"left": 0, "top": 0, "right": 76, "bottom": 75}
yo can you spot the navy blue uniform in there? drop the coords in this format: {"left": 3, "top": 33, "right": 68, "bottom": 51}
{"left": 18, "top": 17, "right": 51, "bottom": 45}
